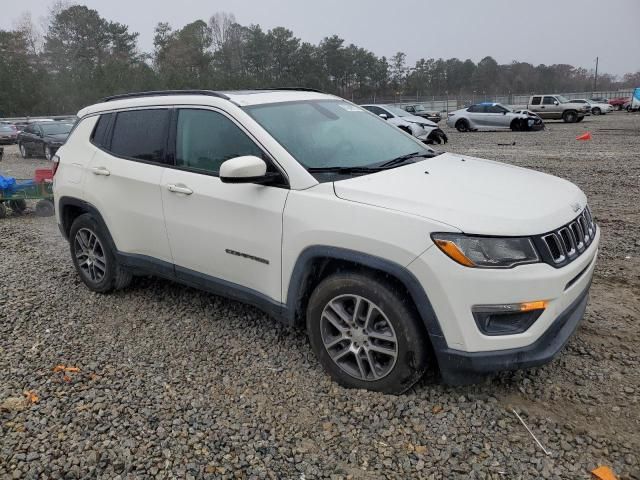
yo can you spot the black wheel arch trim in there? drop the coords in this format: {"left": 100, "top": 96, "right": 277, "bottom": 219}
{"left": 285, "top": 246, "right": 448, "bottom": 351}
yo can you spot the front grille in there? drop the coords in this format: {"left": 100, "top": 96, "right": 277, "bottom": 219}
{"left": 535, "top": 206, "right": 596, "bottom": 268}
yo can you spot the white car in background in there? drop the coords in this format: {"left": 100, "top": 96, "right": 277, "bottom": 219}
{"left": 570, "top": 99, "right": 612, "bottom": 115}
{"left": 361, "top": 104, "right": 448, "bottom": 144}
{"left": 447, "top": 103, "right": 545, "bottom": 132}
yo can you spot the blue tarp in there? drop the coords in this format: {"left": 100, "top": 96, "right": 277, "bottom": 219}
{"left": 0, "top": 175, "right": 16, "bottom": 192}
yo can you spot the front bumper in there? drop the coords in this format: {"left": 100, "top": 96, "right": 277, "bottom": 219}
{"left": 436, "top": 280, "right": 591, "bottom": 385}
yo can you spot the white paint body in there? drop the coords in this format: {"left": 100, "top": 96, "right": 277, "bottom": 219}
{"left": 55, "top": 90, "right": 598, "bottom": 355}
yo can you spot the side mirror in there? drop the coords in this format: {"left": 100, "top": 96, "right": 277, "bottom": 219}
{"left": 220, "top": 155, "right": 277, "bottom": 185}
{"left": 553, "top": 101, "right": 559, "bottom": 105}
{"left": 502, "top": 111, "right": 507, "bottom": 115}
{"left": 379, "top": 113, "right": 388, "bottom": 119}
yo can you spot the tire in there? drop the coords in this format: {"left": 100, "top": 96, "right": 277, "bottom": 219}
{"left": 592, "top": 107, "right": 601, "bottom": 116}
{"left": 306, "top": 273, "right": 430, "bottom": 394}
{"left": 8, "top": 199, "right": 27, "bottom": 215}
{"left": 44, "top": 146, "right": 52, "bottom": 161}
{"left": 19, "top": 143, "right": 29, "bottom": 159}
{"left": 0, "top": 203, "right": 6, "bottom": 219}
{"left": 616, "top": 105, "right": 622, "bottom": 111}
{"left": 69, "top": 213, "right": 132, "bottom": 293}
{"left": 576, "top": 116, "right": 584, "bottom": 123}
{"left": 35, "top": 199, "right": 55, "bottom": 217}
{"left": 455, "top": 119, "right": 470, "bottom": 132}
{"left": 563, "top": 111, "right": 578, "bottom": 123}
{"left": 510, "top": 119, "right": 522, "bottom": 131}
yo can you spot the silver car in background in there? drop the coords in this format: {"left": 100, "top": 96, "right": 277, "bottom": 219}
{"left": 570, "top": 99, "right": 613, "bottom": 115}
{"left": 361, "top": 104, "right": 448, "bottom": 144}
{"left": 446, "top": 103, "right": 545, "bottom": 132}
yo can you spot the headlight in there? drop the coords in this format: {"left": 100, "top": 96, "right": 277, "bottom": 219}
{"left": 431, "top": 233, "right": 540, "bottom": 268}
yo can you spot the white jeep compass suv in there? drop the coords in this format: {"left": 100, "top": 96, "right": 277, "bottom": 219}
{"left": 53, "top": 89, "right": 599, "bottom": 393}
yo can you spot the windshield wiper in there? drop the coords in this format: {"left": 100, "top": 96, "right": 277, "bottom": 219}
{"left": 375, "top": 151, "right": 437, "bottom": 169}
{"left": 307, "top": 166, "right": 382, "bottom": 174}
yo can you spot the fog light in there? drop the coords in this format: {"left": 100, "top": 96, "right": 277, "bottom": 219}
{"left": 472, "top": 301, "right": 546, "bottom": 336}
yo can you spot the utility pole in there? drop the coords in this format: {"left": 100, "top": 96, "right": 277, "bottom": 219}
{"left": 594, "top": 57, "right": 599, "bottom": 92}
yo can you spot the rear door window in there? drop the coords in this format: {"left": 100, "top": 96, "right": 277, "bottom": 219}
{"left": 530, "top": 96, "right": 542, "bottom": 105}
{"left": 109, "top": 109, "right": 170, "bottom": 163}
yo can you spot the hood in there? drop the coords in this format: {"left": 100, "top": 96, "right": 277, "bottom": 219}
{"left": 333, "top": 153, "right": 586, "bottom": 236}
{"left": 395, "top": 114, "right": 437, "bottom": 127}
{"left": 44, "top": 133, "right": 69, "bottom": 142}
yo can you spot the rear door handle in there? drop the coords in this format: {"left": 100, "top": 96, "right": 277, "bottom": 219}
{"left": 92, "top": 167, "right": 110, "bottom": 176}
{"left": 167, "top": 184, "right": 193, "bottom": 195}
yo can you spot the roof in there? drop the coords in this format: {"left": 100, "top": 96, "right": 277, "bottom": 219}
{"left": 78, "top": 88, "right": 337, "bottom": 118}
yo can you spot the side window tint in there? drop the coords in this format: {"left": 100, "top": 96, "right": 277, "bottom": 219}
{"left": 467, "top": 105, "right": 478, "bottom": 112}
{"left": 542, "top": 96, "right": 556, "bottom": 105}
{"left": 488, "top": 104, "right": 505, "bottom": 113}
{"left": 110, "top": 109, "right": 169, "bottom": 162}
{"left": 531, "top": 96, "right": 541, "bottom": 105}
{"left": 176, "top": 109, "right": 263, "bottom": 174}
{"left": 91, "top": 113, "right": 113, "bottom": 148}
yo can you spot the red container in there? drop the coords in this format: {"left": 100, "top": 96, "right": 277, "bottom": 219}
{"left": 34, "top": 169, "right": 54, "bottom": 183}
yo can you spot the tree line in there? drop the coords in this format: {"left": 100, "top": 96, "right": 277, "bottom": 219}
{"left": 1, "top": 5, "right": 638, "bottom": 117}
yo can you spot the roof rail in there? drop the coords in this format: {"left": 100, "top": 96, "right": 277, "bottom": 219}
{"left": 262, "top": 87, "right": 325, "bottom": 93}
{"left": 102, "top": 90, "right": 230, "bottom": 102}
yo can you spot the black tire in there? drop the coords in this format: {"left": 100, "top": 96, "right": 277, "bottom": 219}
{"left": 592, "top": 107, "right": 601, "bottom": 116}
{"left": 44, "top": 146, "right": 52, "bottom": 161}
{"left": 69, "top": 213, "right": 132, "bottom": 293}
{"left": 0, "top": 203, "right": 6, "bottom": 219}
{"left": 35, "top": 199, "right": 54, "bottom": 217}
{"left": 563, "top": 111, "right": 578, "bottom": 123}
{"left": 510, "top": 119, "right": 522, "bottom": 131}
{"left": 8, "top": 199, "right": 27, "bottom": 214}
{"left": 19, "top": 143, "right": 29, "bottom": 159}
{"left": 306, "top": 273, "right": 430, "bottom": 394}
{"left": 455, "top": 119, "right": 470, "bottom": 132}
{"left": 576, "top": 116, "right": 584, "bottom": 123}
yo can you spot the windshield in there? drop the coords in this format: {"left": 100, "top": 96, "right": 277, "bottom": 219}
{"left": 245, "top": 100, "right": 432, "bottom": 170}
{"left": 412, "top": 105, "right": 426, "bottom": 112}
{"left": 40, "top": 123, "right": 73, "bottom": 135}
{"left": 556, "top": 95, "right": 571, "bottom": 103}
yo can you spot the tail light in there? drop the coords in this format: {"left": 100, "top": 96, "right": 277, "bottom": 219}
{"left": 52, "top": 155, "right": 60, "bottom": 176}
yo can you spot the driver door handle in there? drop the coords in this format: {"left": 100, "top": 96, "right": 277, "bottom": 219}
{"left": 167, "top": 184, "right": 193, "bottom": 195}
{"left": 92, "top": 167, "right": 110, "bottom": 176}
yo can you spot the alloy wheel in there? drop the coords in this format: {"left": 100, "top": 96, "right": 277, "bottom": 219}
{"left": 20, "top": 144, "right": 27, "bottom": 158}
{"left": 45, "top": 146, "right": 52, "bottom": 161}
{"left": 320, "top": 294, "right": 398, "bottom": 381}
{"left": 74, "top": 228, "right": 107, "bottom": 283}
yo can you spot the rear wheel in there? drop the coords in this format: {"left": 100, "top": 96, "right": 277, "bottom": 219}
{"left": 19, "top": 143, "right": 28, "bottom": 159}
{"left": 563, "top": 111, "right": 578, "bottom": 123}
{"left": 455, "top": 119, "right": 470, "bottom": 132}
{"left": 592, "top": 107, "right": 601, "bottom": 115}
{"left": 306, "top": 273, "right": 430, "bottom": 393}
{"left": 69, "top": 213, "right": 132, "bottom": 293}
{"left": 8, "top": 199, "right": 27, "bottom": 215}
{"left": 35, "top": 199, "right": 54, "bottom": 217}
{"left": 44, "top": 146, "right": 52, "bottom": 161}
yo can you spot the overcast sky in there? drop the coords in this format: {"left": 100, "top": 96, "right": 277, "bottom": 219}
{"left": 2, "top": 0, "right": 639, "bottom": 76}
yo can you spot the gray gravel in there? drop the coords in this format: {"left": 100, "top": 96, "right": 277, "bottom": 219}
{"left": 1, "top": 113, "right": 639, "bottom": 479}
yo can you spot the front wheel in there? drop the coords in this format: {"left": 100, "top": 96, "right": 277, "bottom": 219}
{"left": 592, "top": 107, "right": 601, "bottom": 116}
{"left": 563, "top": 111, "right": 578, "bottom": 123}
{"left": 19, "top": 144, "right": 28, "bottom": 159}
{"left": 69, "top": 213, "right": 132, "bottom": 293}
{"left": 306, "top": 273, "right": 430, "bottom": 394}
{"left": 455, "top": 119, "right": 470, "bottom": 132}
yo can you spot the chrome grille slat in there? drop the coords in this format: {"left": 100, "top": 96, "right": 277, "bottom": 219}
{"left": 538, "top": 206, "right": 596, "bottom": 267}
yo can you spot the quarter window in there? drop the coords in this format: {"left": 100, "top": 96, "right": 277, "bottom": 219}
{"left": 91, "top": 114, "right": 113, "bottom": 147}
{"left": 110, "top": 109, "right": 169, "bottom": 162}
{"left": 175, "top": 109, "right": 263, "bottom": 174}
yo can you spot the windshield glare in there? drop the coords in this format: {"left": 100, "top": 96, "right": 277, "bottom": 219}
{"left": 40, "top": 123, "right": 73, "bottom": 135}
{"left": 245, "top": 100, "right": 432, "bottom": 170}
{"left": 384, "top": 105, "right": 410, "bottom": 117}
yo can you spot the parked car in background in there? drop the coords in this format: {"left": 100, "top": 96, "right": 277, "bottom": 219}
{"left": 401, "top": 104, "right": 442, "bottom": 123}
{"left": 361, "top": 104, "right": 448, "bottom": 144}
{"left": 0, "top": 124, "right": 19, "bottom": 144}
{"left": 17, "top": 121, "right": 73, "bottom": 160}
{"left": 446, "top": 103, "right": 545, "bottom": 132}
{"left": 590, "top": 97, "right": 608, "bottom": 103}
{"left": 608, "top": 97, "right": 630, "bottom": 110}
{"left": 526, "top": 95, "right": 589, "bottom": 122}
{"left": 570, "top": 99, "right": 612, "bottom": 115}
{"left": 54, "top": 89, "right": 599, "bottom": 393}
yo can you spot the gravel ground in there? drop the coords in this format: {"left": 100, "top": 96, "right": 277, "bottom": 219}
{"left": 1, "top": 113, "right": 639, "bottom": 479}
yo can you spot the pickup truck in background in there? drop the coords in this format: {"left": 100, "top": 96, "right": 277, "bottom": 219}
{"left": 526, "top": 95, "right": 590, "bottom": 123}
